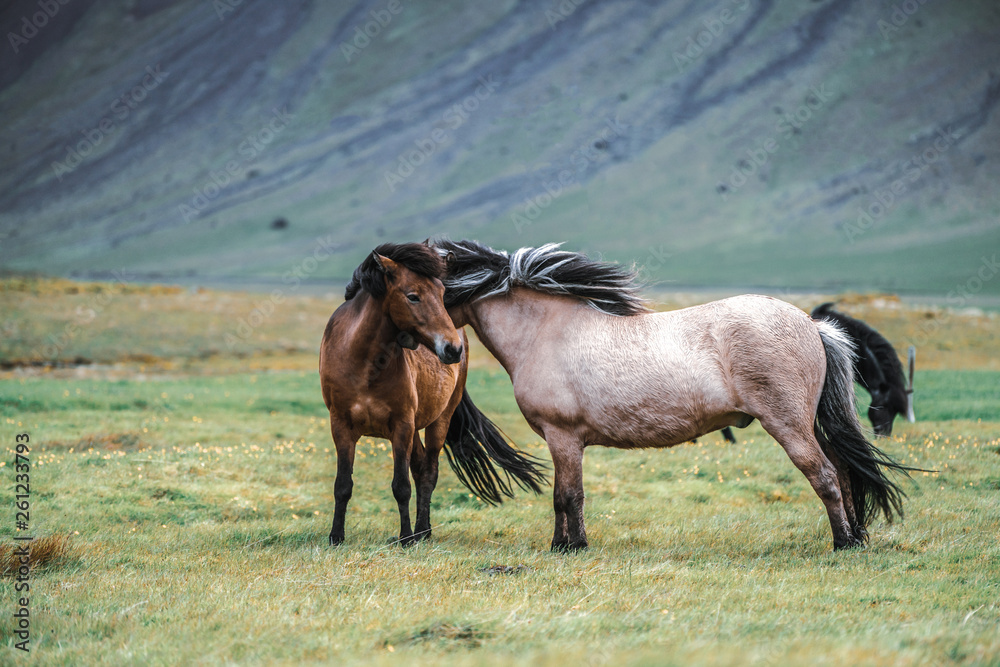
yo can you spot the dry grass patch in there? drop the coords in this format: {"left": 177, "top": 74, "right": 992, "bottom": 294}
{"left": 0, "top": 534, "right": 75, "bottom": 576}
{"left": 46, "top": 431, "right": 145, "bottom": 451}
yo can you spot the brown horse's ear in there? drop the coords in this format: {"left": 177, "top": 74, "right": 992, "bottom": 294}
{"left": 373, "top": 253, "right": 399, "bottom": 279}
{"left": 422, "top": 238, "right": 431, "bottom": 246}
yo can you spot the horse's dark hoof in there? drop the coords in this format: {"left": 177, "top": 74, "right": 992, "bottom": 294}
{"left": 399, "top": 534, "right": 417, "bottom": 547}
{"left": 833, "top": 535, "right": 864, "bottom": 551}
{"left": 551, "top": 540, "right": 588, "bottom": 553}
{"left": 329, "top": 534, "right": 345, "bottom": 546}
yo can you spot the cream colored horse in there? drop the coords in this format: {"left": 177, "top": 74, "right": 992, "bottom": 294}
{"left": 436, "top": 240, "right": 910, "bottom": 551}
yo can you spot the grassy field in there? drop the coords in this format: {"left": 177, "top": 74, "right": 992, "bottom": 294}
{"left": 0, "top": 279, "right": 998, "bottom": 665}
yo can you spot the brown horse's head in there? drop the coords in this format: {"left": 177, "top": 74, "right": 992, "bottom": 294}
{"left": 364, "top": 248, "right": 463, "bottom": 364}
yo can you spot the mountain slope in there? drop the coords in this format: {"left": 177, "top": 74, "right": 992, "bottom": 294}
{"left": 1, "top": 0, "right": 998, "bottom": 294}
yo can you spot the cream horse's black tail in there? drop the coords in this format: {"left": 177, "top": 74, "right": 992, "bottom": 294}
{"left": 444, "top": 389, "right": 548, "bottom": 505}
{"left": 814, "top": 321, "right": 912, "bottom": 531}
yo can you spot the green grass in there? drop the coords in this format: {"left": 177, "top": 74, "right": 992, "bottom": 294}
{"left": 0, "top": 280, "right": 998, "bottom": 664}
{"left": 0, "top": 365, "right": 998, "bottom": 665}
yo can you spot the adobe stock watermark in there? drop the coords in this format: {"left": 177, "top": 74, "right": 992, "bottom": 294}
{"left": 31, "top": 270, "right": 133, "bottom": 362}
{"left": 546, "top": 0, "right": 586, "bottom": 30}
{"left": 178, "top": 107, "right": 293, "bottom": 223}
{"left": 948, "top": 254, "right": 999, "bottom": 308}
{"left": 877, "top": 0, "right": 930, "bottom": 40}
{"left": 636, "top": 245, "right": 674, "bottom": 282}
{"left": 383, "top": 74, "right": 500, "bottom": 192}
{"left": 510, "top": 117, "right": 626, "bottom": 234}
{"left": 50, "top": 65, "right": 168, "bottom": 181}
{"left": 844, "top": 126, "right": 959, "bottom": 243}
{"left": 717, "top": 83, "right": 833, "bottom": 201}
{"left": 223, "top": 233, "right": 339, "bottom": 349}
{"left": 212, "top": 0, "right": 244, "bottom": 21}
{"left": 6, "top": 0, "right": 72, "bottom": 54}
{"left": 340, "top": 0, "right": 404, "bottom": 63}
{"left": 909, "top": 254, "right": 998, "bottom": 347}
{"left": 673, "top": 0, "right": 752, "bottom": 73}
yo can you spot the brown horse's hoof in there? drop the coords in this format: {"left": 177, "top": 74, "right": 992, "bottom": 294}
{"left": 551, "top": 540, "right": 588, "bottom": 553}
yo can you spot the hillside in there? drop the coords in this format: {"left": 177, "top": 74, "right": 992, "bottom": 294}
{"left": 1, "top": 0, "right": 998, "bottom": 294}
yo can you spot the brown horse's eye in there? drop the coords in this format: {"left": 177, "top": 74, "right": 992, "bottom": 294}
{"left": 406, "top": 294, "right": 421, "bottom": 304}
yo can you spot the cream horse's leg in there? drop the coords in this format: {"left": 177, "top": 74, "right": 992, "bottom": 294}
{"left": 545, "top": 427, "right": 587, "bottom": 551}
{"left": 757, "top": 416, "right": 858, "bottom": 550}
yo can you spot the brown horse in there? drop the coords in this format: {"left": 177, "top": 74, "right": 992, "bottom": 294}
{"left": 436, "top": 239, "right": 913, "bottom": 552}
{"left": 319, "top": 242, "right": 545, "bottom": 546}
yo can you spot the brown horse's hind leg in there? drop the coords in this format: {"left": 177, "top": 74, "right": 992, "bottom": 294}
{"left": 329, "top": 420, "right": 359, "bottom": 546}
{"left": 411, "top": 420, "right": 445, "bottom": 542}
{"left": 390, "top": 422, "right": 417, "bottom": 546}
{"left": 758, "top": 418, "right": 858, "bottom": 550}
{"left": 546, "top": 429, "right": 587, "bottom": 551}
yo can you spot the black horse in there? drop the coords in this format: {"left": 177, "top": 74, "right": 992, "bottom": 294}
{"left": 810, "top": 302, "right": 915, "bottom": 436}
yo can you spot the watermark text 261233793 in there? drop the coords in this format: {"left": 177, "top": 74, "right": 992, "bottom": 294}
{"left": 13, "top": 432, "right": 32, "bottom": 652}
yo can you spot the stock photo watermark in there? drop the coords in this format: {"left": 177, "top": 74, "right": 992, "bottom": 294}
{"left": 212, "top": 0, "right": 244, "bottom": 21}
{"left": 340, "top": 0, "right": 404, "bottom": 63}
{"left": 673, "top": 0, "right": 751, "bottom": 73}
{"left": 635, "top": 245, "right": 674, "bottom": 282}
{"left": 30, "top": 270, "right": 133, "bottom": 362}
{"left": 383, "top": 74, "right": 500, "bottom": 192}
{"left": 510, "top": 117, "right": 626, "bottom": 233}
{"left": 844, "top": 126, "right": 959, "bottom": 243}
{"left": 50, "top": 65, "right": 168, "bottom": 181}
{"left": 223, "top": 233, "right": 339, "bottom": 349}
{"left": 717, "top": 83, "right": 833, "bottom": 201}
{"left": 909, "top": 254, "right": 998, "bottom": 347}
{"left": 6, "top": 0, "right": 72, "bottom": 54}
{"left": 947, "top": 255, "right": 999, "bottom": 308}
{"left": 178, "top": 107, "right": 293, "bottom": 223}
{"left": 546, "top": 0, "right": 587, "bottom": 30}
{"left": 877, "top": 0, "right": 930, "bottom": 40}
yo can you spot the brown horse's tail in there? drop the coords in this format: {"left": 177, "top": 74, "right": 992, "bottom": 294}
{"left": 444, "top": 389, "right": 548, "bottom": 505}
{"left": 814, "top": 321, "right": 912, "bottom": 532}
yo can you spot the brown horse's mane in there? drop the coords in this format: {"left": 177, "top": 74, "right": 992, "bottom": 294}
{"left": 344, "top": 242, "right": 445, "bottom": 301}
{"left": 434, "top": 239, "right": 649, "bottom": 316}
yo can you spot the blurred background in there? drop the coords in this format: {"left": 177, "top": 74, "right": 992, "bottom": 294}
{"left": 0, "top": 0, "right": 998, "bottom": 297}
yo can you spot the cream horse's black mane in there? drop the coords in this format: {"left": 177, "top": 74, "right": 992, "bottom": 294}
{"left": 434, "top": 239, "right": 648, "bottom": 316}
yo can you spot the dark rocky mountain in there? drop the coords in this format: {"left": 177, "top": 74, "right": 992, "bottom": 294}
{"left": 1, "top": 0, "right": 997, "bottom": 294}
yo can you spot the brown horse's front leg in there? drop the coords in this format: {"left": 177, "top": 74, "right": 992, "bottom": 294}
{"left": 329, "top": 421, "right": 359, "bottom": 546}
{"left": 390, "top": 422, "right": 417, "bottom": 546}
{"left": 411, "top": 419, "right": 446, "bottom": 542}
{"left": 547, "top": 429, "right": 587, "bottom": 551}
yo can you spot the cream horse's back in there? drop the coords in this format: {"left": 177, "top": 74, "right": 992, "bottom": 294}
{"left": 438, "top": 240, "right": 912, "bottom": 553}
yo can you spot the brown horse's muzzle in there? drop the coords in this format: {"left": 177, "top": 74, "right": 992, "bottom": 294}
{"left": 436, "top": 337, "right": 463, "bottom": 364}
